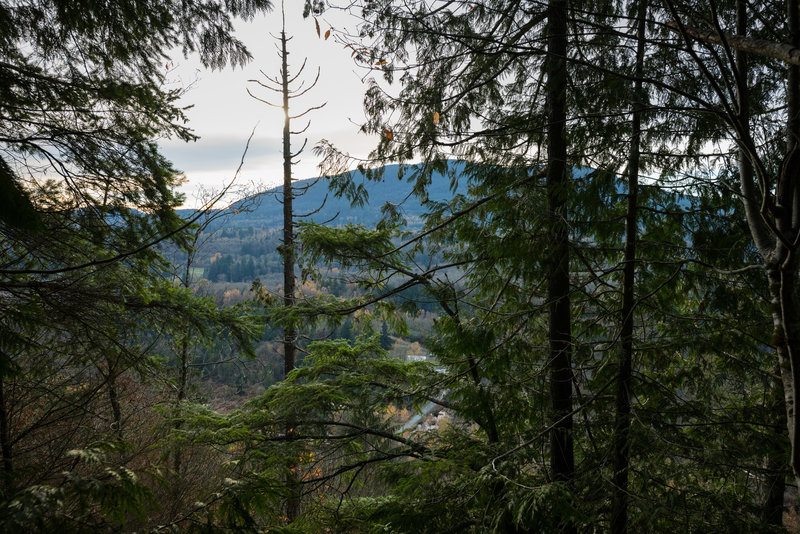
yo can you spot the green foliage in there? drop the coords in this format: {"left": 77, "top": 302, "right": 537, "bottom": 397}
{"left": 0, "top": 443, "right": 155, "bottom": 533}
{"left": 0, "top": 0, "right": 274, "bottom": 531}
{"left": 1, "top": 0, "right": 798, "bottom": 531}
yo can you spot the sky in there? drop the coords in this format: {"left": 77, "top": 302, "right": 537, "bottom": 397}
{"left": 161, "top": 6, "right": 374, "bottom": 207}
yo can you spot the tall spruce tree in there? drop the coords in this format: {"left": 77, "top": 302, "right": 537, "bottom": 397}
{"left": 610, "top": 1, "right": 647, "bottom": 532}
{"left": 249, "top": 3, "right": 325, "bottom": 381}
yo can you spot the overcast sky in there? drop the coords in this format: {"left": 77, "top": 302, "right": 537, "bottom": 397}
{"left": 161, "top": 6, "right": 373, "bottom": 207}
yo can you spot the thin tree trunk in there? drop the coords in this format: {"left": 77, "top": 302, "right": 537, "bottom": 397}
{"left": 173, "top": 334, "right": 189, "bottom": 473}
{"left": 610, "top": 3, "right": 647, "bottom": 532}
{"left": 763, "top": 364, "right": 787, "bottom": 526}
{"left": 735, "top": 0, "right": 798, "bottom": 498}
{"left": 778, "top": 258, "right": 800, "bottom": 490}
{"left": 545, "top": 2, "right": 575, "bottom": 532}
{"left": 731, "top": 1, "right": 788, "bottom": 523}
{"left": 775, "top": 0, "right": 800, "bottom": 491}
{"left": 278, "top": 23, "right": 301, "bottom": 523}
{"left": 280, "top": 27, "right": 296, "bottom": 381}
{"left": 0, "top": 378, "right": 12, "bottom": 488}
{"left": 107, "top": 357, "right": 122, "bottom": 439}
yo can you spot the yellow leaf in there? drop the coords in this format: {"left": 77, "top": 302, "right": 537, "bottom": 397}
{"left": 433, "top": 111, "right": 440, "bottom": 124}
{"left": 325, "top": 29, "right": 331, "bottom": 40}
{"left": 314, "top": 17, "right": 320, "bottom": 37}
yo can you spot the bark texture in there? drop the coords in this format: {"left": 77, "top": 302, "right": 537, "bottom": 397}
{"left": 735, "top": 0, "right": 800, "bottom": 497}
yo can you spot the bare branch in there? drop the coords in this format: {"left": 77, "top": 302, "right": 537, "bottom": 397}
{"left": 666, "top": 20, "right": 800, "bottom": 66}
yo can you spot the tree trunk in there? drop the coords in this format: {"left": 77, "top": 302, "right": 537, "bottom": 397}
{"left": 545, "top": 1, "right": 575, "bottom": 532}
{"left": 173, "top": 333, "right": 189, "bottom": 474}
{"left": 0, "top": 378, "right": 12, "bottom": 488}
{"left": 736, "top": 0, "right": 799, "bottom": 497}
{"left": 107, "top": 357, "right": 123, "bottom": 439}
{"left": 775, "top": 258, "right": 800, "bottom": 491}
{"left": 762, "top": 364, "right": 787, "bottom": 526}
{"left": 610, "top": 3, "right": 647, "bottom": 533}
{"left": 732, "top": 2, "right": 789, "bottom": 524}
{"left": 776, "top": 0, "right": 800, "bottom": 491}
{"left": 279, "top": 25, "right": 301, "bottom": 524}
{"left": 281, "top": 30, "right": 297, "bottom": 381}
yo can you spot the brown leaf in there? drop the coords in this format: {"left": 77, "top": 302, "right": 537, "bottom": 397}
{"left": 433, "top": 111, "right": 440, "bottom": 124}
{"left": 314, "top": 17, "right": 320, "bottom": 37}
{"left": 384, "top": 129, "right": 393, "bottom": 140}
{"left": 325, "top": 29, "right": 331, "bottom": 40}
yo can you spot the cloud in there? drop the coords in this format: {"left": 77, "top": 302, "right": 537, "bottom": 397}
{"left": 161, "top": 135, "right": 281, "bottom": 173}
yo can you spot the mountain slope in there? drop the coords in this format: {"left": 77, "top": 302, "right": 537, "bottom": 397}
{"left": 222, "top": 160, "right": 468, "bottom": 229}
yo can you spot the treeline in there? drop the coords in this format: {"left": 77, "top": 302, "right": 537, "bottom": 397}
{"left": 192, "top": 226, "right": 449, "bottom": 284}
{"left": 206, "top": 253, "right": 271, "bottom": 282}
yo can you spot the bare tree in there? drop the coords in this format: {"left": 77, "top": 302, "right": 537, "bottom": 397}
{"left": 248, "top": 1, "right": 326, "bottom": 522}
{"left": 248, "top": 3, "right": 326, "bottom": 380}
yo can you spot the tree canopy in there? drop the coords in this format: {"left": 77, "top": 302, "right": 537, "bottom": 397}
{"left": 0, "top": 0, "right": 271, "bottom": 530}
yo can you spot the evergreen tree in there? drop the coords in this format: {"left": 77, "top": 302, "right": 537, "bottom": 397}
{"left": 271, "top": 0, "right": 796, "bottom": 530}
{"left": 0, "top": 0, "right": 271, "bottom": 528}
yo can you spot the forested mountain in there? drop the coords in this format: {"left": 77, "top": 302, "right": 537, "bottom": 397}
{"left": 3, "top": 0, "right": 800, "bottom": 533}
{"left": 225, "top": 160, "right": 468, "bottom": 229}
{"left": 173, "top": 162, "right": 466, "bottom": 283}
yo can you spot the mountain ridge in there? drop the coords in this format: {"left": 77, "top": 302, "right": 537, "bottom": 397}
{"left": 180, "top": 161, "right": 468, "bottom": 230}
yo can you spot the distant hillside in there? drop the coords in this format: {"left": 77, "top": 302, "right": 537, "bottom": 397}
{"left": 169, "top": 162, "right": 662, "bottom": 286}
{"left": 170, "top": 161, "right": 467, "bottom": 285}
{"left": 216, "top": 160, "right": 468, "bottom": 230}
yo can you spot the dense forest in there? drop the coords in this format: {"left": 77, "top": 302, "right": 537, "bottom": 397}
{"left": 3, "top": 0, "right": 800, "bottom": 532}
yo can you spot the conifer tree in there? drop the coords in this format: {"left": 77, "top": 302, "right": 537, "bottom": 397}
{"left": 166, "top": 1, "right": 800, "bottom": 531}
{"left": 611, "top": 2, "right": 648, "bottom": 532}
{"left": 0, "top": 0, "right": 274, "bottom": 378}
{"left": 301, "top": 0, "right": 793, "bottom": 530}
{"left": 0, "top": 0, "right": 272, "bottom": 527}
